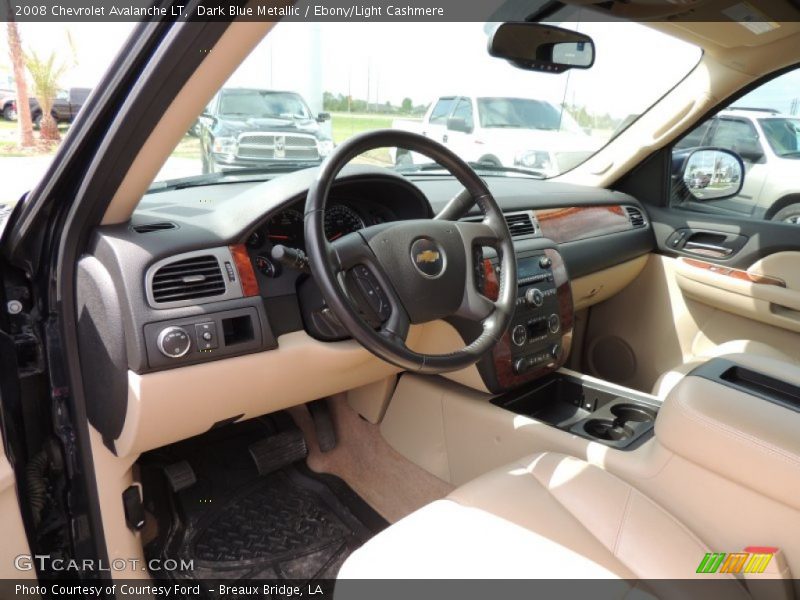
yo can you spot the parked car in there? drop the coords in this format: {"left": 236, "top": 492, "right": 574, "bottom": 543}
{"left": 198, "top": 88, "right": 333, "bottom": 173}
{"left": 391, "top": 95, "right": 601, "bottom": 176}
{"left": 674, "top": 108, "right": 800, "bottom": 222}
{"left": 688, "top": 173, "right": 711, "bottom": 189}
{"left": 27, "top": 87, "right": 92, "bottom": 129}
{"left": 0, "top": 88, "right": 16, "bottom": 120}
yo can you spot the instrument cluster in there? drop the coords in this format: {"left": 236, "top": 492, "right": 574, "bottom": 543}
{"left": 246, "top": 199, "right": 396, "bottom": 277}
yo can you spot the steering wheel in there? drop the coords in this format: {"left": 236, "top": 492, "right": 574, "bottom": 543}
{"left": 304, "top": 130, "right": 517, "bottom": 374}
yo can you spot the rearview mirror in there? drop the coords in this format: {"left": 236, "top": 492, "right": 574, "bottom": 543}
{"left": 447, "top": 117, "right": 472, "bottom": 133}
{"left": 488, "top": 23, "right": 595, "bottom": 73}
{"left": 681, "top": 149, "right": 745, "bottom": 201}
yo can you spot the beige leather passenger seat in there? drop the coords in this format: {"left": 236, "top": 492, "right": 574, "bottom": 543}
{"left": 339, "top": 452, "right": 747, "bottom": 597}
{"left": 652, "top": 340, "right": 795, "bottom": 397}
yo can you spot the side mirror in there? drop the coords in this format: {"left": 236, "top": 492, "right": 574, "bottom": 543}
{"left": 680, "top": 148, "right": 745, "bottom": 201}
{"left": 446, "top": 117, "right": 472, "bottom": 134}
{"left": 317, "top": 112, "right": 331, "bottom": 122}
{"left": 488, "top": 23, "right": 595, "bottom": 73}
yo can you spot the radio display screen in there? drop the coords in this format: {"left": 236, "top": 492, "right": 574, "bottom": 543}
{"left": 518, "top": 256, "right": 541, "bottom": 280}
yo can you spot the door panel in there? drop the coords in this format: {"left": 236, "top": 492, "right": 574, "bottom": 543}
{"left": 649, "top": 205, "right": 800, "bottom": 269}
{"left": 674, "top": 253, "right": 800, "bottom": 333}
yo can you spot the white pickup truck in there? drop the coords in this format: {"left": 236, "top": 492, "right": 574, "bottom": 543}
{"left": 391, "top": 95, "right": 602, "bottom": 177}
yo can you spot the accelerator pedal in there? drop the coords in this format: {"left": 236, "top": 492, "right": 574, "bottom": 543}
{"left": 249, "top": 430, "right": 308, "bottom": 476}
{"left": 308, "top": 399, "right": 337, "bottom": 453}
{"left": 163, "top": 460, "right": 197, "bottom": 493}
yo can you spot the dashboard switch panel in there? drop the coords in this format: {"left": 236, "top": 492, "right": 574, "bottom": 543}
{"left": 144, "top": 305, "right": 273, "bottom": 370}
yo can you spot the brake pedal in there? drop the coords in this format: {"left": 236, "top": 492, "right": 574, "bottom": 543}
{"left": 163, "top": 460, "right": 196, "bottom": 493}
{"left": 249, "top": 430, "right": 308, "bottom": 476}
{"left": 309, "top": 399, "right": 336, "bottom": 453}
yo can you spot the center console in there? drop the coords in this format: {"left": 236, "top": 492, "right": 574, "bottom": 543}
{"left": 477, "top": 244, "right": 574, "bottom": 393}
{"left": 491, "top": 370, "right": 659, "bottom": 449}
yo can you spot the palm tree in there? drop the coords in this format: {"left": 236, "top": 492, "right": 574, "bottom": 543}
{"left": 24, "top": 49, "right": 68, "bottom": 141}
{"left": 4, "top": 6, "right": 34, "bottom": 148}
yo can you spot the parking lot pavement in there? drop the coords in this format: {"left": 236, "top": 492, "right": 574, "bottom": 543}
{"left": 1, "top": 155, "right": 201, "bottom": 205}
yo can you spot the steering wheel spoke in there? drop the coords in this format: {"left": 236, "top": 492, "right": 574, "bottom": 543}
{"left": 329, "top": 232, "right": 411, "bottom": 343}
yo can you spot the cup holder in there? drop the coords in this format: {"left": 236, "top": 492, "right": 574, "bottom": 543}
{"left": 583, "top": 419, "right": 634, "bottom": 441}
{"left": 610, "top": 403, "right": 657, "bottom": 423}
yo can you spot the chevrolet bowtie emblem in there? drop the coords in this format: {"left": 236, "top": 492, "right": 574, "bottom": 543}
{"left": 416, "top": 250, "right": 440, "bottom": 264}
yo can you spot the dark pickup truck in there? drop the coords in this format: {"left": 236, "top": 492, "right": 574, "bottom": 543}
{"left": 198, "top": 88, "right": 333, "bottom": 173}
{"left": 30, "top": 87, "right": 92, "bottom": 128}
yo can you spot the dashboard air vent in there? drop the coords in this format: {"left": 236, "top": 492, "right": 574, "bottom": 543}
{"left": 504, "top": 212, "right": 536, "bottom": 238}
{"left": 151, "top": 255, "right": 225, "bottom": 304}
{"left": 133, "top": 221, "right": 177, "bottom": 233}
{"left": 624, "top": 206, "right": 646, "bottom": 228}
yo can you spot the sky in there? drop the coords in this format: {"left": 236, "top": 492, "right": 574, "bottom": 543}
{"left": 1, "top": 20, "right": 704, "bottom": 120}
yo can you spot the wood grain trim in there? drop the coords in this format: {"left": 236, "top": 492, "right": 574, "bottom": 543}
{"left": 537, "top": 205, "right": 632, "bottom": 243}
{"left": 680, "top": 258, "right": 786, "bottom": 288}
{"left": 229, "top": 244, "right": 260, "bottom": 297}
{"left": 481, "top": 258, "right": 499, "bottom": 301}
{"left": 492, "top": 249, "right": 573, "bottom": 390}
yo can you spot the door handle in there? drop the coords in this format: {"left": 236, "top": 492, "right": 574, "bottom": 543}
{"left": 683, "top": 241, "right": 734, "bottom": 257}
{"left": 442, "top": 134, "right": 448, "bottom": 143}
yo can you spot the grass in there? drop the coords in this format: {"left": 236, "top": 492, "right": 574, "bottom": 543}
{"left": 330, "top": 112, "right": 420, "bottom": 166}
{"left": 0, "top": 119, "right": 71, "bottom": 156}
{"left": 171, "top": 135, "right": 201, "bottom": 159}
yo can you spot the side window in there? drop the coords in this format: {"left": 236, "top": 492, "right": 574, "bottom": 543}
{"left": 451, "top": 98, "right": 474, "bottom": 130}
{"left": 707, "top": 118, "right": 763, "bottom": 160}
{"left": 670, "top": 66, "right": 800, "bottom": 224}
{"left": 673, "top": 119, "right": 713, "bottom": 150}
{"left": 429, "top": 97, "right": 455, "bottom": 124}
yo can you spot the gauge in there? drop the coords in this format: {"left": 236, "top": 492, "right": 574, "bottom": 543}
{"left": 325, "top": 204, "right": 365, "bottom": 241}
{"left": 246, "top": 230, "right": 264, "bottom": 248}
{"left": 265, "top": 209, "right": 304, "bottom": 248}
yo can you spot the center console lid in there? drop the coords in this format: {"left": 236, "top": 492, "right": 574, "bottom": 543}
{"left": 656, "top": 353, "right": 800, "bottom": 513}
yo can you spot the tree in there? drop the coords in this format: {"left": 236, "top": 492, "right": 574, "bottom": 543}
{"left": 401, "top": 97, "right": 413, "bottom": 114}
{"left": 24, "top": 49, "right": 68, "bottom": 141}
{"left": 5, "top": 12, "right": 34, "bottom": 148}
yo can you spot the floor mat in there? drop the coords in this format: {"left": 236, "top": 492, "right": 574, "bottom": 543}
{"left": 142, "top": 417, "right": 386, "bottom": 597}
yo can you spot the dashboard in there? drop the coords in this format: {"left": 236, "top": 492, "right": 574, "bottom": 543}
{"left": 76, "top": 165, "right": 653, "bottom": 455}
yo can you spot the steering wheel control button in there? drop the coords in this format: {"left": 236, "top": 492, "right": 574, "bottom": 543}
{"left": 525, "top": 287, "right": 544, "bottom": 307}
{"left": 352, "top": 265, "right": 391, "bottom": 321}
{"left": 157, "top": 326, "right": 192, "bottom": 358}
{"left": 511, "top": 324, "right": 527, "bottom": 347}
{"left": 410, "top": 238, "right": 446, "bottom": 279}
{"left": 195, "top": 322, "right": 219, "bottom": 351}
{"left": 548, "top": 313, "right": 561, "bottom": 334}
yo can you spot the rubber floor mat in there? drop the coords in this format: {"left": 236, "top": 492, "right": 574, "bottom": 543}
{"left": 142, "top": 417, "right": 386, "bottom": 597}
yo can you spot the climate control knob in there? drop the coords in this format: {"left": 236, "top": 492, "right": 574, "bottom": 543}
{"left": 525, "top": 288, "right": 544, "bottom": 307}
{"left": 157, "top": 326, "right": 192, "bottom": 358}
{"left": 548, "top": 313, "right": 560, "bottom": 333}
{"left": 511, "top": 324, "right": 527, "bottom": 347}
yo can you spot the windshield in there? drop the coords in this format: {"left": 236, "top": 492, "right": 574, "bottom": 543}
{"left": 151, "top": 20, "right": 700, "bottom": 186}
{"left": 218, "top": 90, "right": 312, "bottom": 119}
{"left": 759, "top": 118, "right": 800, "bottom": 158}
